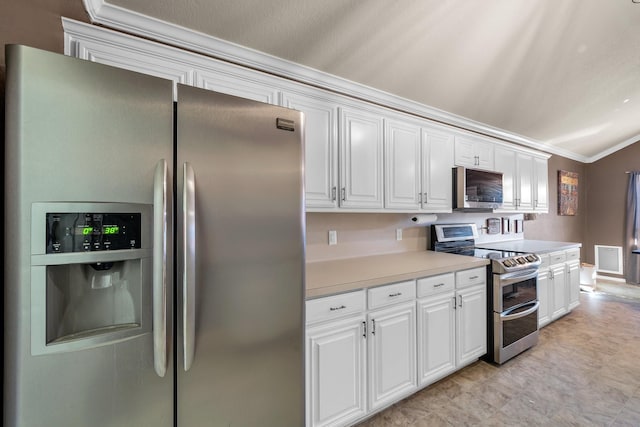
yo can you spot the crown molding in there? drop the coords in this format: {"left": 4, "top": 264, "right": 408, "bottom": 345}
{"left": 585, "top": 133, "right": 640, "bottom": 163}
{"left": 81, "top": 0, "right": 597, "bottom": 163}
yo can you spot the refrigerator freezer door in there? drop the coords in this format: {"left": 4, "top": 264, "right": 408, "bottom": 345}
{"left": 176, "top": 85, "right": 305, "bottom": 426}
{"left": 4, "top": 45, "right": 174, "bottom": 426}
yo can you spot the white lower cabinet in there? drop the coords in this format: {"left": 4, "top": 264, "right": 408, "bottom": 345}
{"left": 455, "top": 284, "right": 488, "bottom": 367}
{"left": 537, "top": 248, "right": 581, "bottom": 328}
{"left": 306, "top": 268, "right": 488, "bottom": 426}
{"left": 567, "top": 260, "right": 581, "bottom": 311}
{"left": 537, "top": 268, "right": 551, "bottom": 328}
{"left": 367, "top": 301, "right": 417, "bottom": 411}
{"left": 306, "top": 292, "right": 367, "bottom": 427}
{"left": 417, "top": 290, "right": 456, "bottom": 387}
{"left": 306, "top": 315, "right": 367, "bottom": 427}
{"left": 550, "top": 263, "right": 568, "bottom": 320}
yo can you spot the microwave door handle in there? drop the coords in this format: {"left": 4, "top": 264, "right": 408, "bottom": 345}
{"left": 152, "top": 159, "right": 168, "bottom": 378}
{"left": 501, "top": 301, "right": 540, "bottom": 321}
{"left": 183, "top": 163, "right": 196, "bottom": 371}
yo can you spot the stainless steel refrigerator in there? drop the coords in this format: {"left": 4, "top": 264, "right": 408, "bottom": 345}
{"left": 4, "top": 45, "right": 305, "bottom": 426}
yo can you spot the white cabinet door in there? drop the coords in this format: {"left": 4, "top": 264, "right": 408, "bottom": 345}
{"left": 533, "top": 156, "right": 549, "bottom": 212}
{"left": 567, "top": 260, "right": 581, "bottom": 311}
{"left": 494, "top": 146, "right": 517, "bottom": 210}
{"left": 421, "top": 127, "right": 454, "bottom": 212}
{"left": 368, "top": 302, "right": 417, "bottom": 412}
{"left": 417, "top": 291, "right": 456, "bottom": 387}
{"left": 515, "top": 152, "right": 534, "bottom": 211}
{"left": 537, "top": 268, "right": 551, "bottom": 328}
{"left": 282, "top": 91, "right": 338, "bottom": 209}
{"left": 550, "top": 264, "right": 568, "bottom": 320}
{"left": 384, "top": 119, "right": 421, "bottom": 210}
{"left": 454, "top": 135, "right": 494, "bottom": 170}
{"left": 456, "top": 284, "right": 487, "bottom": 367}
{"left": 340, "top": 107, "right": 384, "bottom": 209}
{"left": 307, "top": 315, "right": 367, "bottom": 427}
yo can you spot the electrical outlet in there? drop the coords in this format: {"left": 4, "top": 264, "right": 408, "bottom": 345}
{"left": 396, "top": 228, "right": 403, "bottom": 241}
{"left": 328, "top": 230, "right": 337, "bottom": 245}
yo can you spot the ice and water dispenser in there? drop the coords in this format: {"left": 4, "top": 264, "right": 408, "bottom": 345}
{"left": 30, "top": 203, "right": 153, "bottom": 354}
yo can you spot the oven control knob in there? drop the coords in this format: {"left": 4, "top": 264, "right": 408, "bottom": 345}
{"left": 516, "top": 257, "right": 526, "bottom": 264}
{"left": 525, "top": 255, "right": 536, "bottom": 262}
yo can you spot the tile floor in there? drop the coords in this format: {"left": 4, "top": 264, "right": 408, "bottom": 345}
{"left": 356, "top": 291, "right": 640, "bottom": 426}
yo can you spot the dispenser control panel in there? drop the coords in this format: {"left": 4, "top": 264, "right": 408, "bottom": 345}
{"left": 46, "top": 212, "right": 141, "bottom": 253}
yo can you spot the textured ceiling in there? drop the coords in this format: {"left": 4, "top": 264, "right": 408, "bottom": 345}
{"left": 109, "top": 0, "right": 640, "bottom": 161}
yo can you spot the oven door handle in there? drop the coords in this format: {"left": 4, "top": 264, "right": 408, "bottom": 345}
{"left": 501, "top": 301, "right": 539, "bottom": 321}
{"left": 497, "top": 269, "right": 539, "bottom": 287}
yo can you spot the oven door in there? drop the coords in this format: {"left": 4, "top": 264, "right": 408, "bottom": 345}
{"left": 493, "top": 301, "right": 539, "bottom": 364}
{"left": 493, "top": 268, "right": 538, "bottom": 312}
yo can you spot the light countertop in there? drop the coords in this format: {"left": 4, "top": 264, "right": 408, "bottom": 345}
{"left": 475, "top": 239, "right": 581, "bottom": 254}
{"left": 306, "top": 251, "right": 489, "bottom": 299}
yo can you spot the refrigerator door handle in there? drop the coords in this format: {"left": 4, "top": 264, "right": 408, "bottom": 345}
{"left": 183, "top": 162, "right": 196, "bottom": 371}
{"left": 153, "top": 159, "right": 168, "bottom": 377}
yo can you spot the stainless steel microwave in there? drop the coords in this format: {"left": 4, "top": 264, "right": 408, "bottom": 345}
{"left": 453, "top": 166, "right": 503, "bottom": 211}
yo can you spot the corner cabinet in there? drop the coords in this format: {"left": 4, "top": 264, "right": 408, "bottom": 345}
{"left": 340, "top": 107, "right": 385, "bottom": 209}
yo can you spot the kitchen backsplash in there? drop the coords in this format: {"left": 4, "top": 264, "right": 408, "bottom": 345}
{"left": 306, "top": 212, "right": 526, "bottom": 262}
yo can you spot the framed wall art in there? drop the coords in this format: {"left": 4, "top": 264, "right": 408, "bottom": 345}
{"left": 558, "top": 170, "right": 578, "bottom": 216}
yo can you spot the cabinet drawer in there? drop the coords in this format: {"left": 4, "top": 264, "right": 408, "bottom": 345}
{"left": 368, "top": 280, "right": 416, "bottom": 310}
{"left": 538, "top": 253, "right": 550, "bottom": 268}
{"left": 306, "top": 290, "right": 366, "bottom": 325}
{"left": 548, "top": 251, "right": 566, "bottom": 265}
{"left": 417, "top": 273, "right": 455, "bottom": 297}
{"left": 566, "top": 249, "right": 580, "bottom": 262}
{"left": 455, "top": 267, "right": 486, "bottom": 289}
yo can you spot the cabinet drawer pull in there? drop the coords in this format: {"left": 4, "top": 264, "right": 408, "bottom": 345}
{"left": 469, "top": 275, "right": 478, "bottom": 280}
{"left": 329, "top": 305, "right": 346, "bottom": 311}
{"left": 388, "top": 292, "right": 402, "bottom": 297}
{"left": 434, "top": 283, "right": 445, "bottom": 288}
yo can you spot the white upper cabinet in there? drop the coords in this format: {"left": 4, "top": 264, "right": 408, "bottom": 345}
{"left": 515, "top": 152, "right": 534, "bottom": 211}
{"left": 384, "top": 119, "right": 421, "bottom": 210}
{"left": 494, "top": 145, "right": 549, "bottom": 213}
{"left": 454, "top": 135, "right": 494, "bottom": 170}
{"left": 384, "top": 119, "right": 454, "bottom": 212}
{"left": 421, "top": 126, "right": 454, "bottom": 212}
{"left": 533, "top": 156, "right": 549, "bottom": 212}
{"left": 281, "top": 90, "right": 339, "bottom": 209}
{"left": 340, "top": 107, "right": 385, "bottom": 209}
{"left": 494, "top": 146, "right": 517, "bottom": 210}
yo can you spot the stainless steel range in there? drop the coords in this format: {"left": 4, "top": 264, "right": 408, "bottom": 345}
{"left": 431, "top": 223, "right": 541, "bottom": 364}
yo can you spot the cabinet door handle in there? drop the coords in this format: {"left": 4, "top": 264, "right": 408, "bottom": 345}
{"left": 329, "top": 305, "right": 346, "bottom": 311}
{"left": 341, "top": 188, "right": 346, "bottom": 201}
{"left": 371, "top": 319, "right": 376, "bottom": 335}
{"left": 458, "top": 295, "right": 463, "bottom": 308}
{"left": 388, "top": 292, "right": 402, "bottom": 297}
{"left": 453, "top": 296, "right": 457, "bottom": 310}
{"left": 423, "top": 192, "right": 427, "bottom": 203}
{"left": 331, "top": 187, "right": 337, "bottom": 201}
{"left": 362, "top": 321, "right": 367, "bottom": 338}
{"left": 418, "top": 193, "right": 422, "bottom": 203}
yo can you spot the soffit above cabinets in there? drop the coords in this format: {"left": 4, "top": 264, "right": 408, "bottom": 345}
{"left": 85, "top": 0, "right": 640, "bottom": 162}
